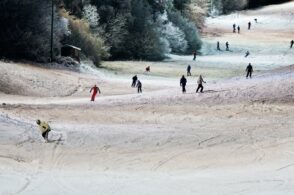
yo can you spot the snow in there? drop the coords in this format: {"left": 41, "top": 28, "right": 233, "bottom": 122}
{"left": 1, "top": 2, "right": 294, "bottom": 194}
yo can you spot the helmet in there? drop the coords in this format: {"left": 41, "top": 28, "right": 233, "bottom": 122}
{"left": 36, "top": 119, "right": 41, "bottom": 125}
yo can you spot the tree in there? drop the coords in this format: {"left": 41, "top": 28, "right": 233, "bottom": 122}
{"left": 173, "top": 0, "right": 190, "bottom": 13}
{"left": 167, "top": 9, "right": 202, "bottom": 53}
{"left": 0, "top": 0, "right": 68, "bottom": 62}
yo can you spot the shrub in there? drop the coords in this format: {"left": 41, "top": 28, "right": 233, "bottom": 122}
{"left": 61, "top": 10, "right": 109, "bottom": 66}
{"left": 184, "top": 2, "right": 206, "bottom": 29}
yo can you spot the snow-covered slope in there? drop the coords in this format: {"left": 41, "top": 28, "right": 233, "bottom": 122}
{"left": 0, "top": 2, "right": 294, "bottom": 195}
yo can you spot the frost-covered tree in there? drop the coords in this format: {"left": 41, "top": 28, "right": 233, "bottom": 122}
{"left": 123, "top": 0, "right": 169, "bottom": 60}
{"left": 83, "top": 4, "right": 100, "bottom": 28}
{"left": 155, "top": 12, "right": 187, "bottom": 53}
{"left": 167, "top": 9, "right": 202, "bottom": 53}
{"left": 106, "top": 14, "right": 129, "bottom": 59}
{"left": 89, "top": 0, "right": 202, "bottom": 60}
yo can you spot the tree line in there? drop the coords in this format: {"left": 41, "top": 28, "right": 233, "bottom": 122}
{"left": 0, "top": 0, "right": 203, "bottom": 66}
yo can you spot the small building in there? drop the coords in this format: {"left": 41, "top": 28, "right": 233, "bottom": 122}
{"left": 61, "top": 44, "right": 81, "bottom": 63}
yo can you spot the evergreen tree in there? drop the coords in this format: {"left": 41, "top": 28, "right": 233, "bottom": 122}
{"left": 0, "top": 0, "right": 68, "bottom": 62}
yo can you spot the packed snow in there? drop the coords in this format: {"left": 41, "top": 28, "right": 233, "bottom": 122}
{"left": 0, "top": 2, "right": 294, "bottom": 195}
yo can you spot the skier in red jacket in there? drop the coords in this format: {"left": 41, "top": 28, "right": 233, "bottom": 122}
{"left": 90, "top": 85, "right": 101, "bottom": 101}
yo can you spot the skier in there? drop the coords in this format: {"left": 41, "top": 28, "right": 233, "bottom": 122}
{"left": 237, "top": 26, "right": 240, "bottom": 34}
{"left": 226, "top": 42, "right": 230, "bottom": 51}
{"left": 90, "top": 84, "right": 101, "bottom": 101}
{"left": 36, "top": 119, "right": 51, "bottom": 142}
{"left": 180, "top": 75, "right": 187, "bottom": 93}
{"left": 217, "top": 41, "right": 221, "bottom": 51}
{"left": 187, "top": 65, "right": 192, "bottom": 76}
{"left": 146, "top": 66, "right": 150, "bottom": 72}
{"left": 245, "top": 51, "right": 250, "bottom": 58}
{"left": 246, "top": 63, "right": 253, "bottom": 79}
{"left": 196, "top": 75, "right": 206, "bottom": 93}
{"left": 254, "top": 18, "right": 258, "bottom": 23}
{"left": 193, "top": 51, "right": 197, "bottom": 61}
{"left": 132, "top": 75, "right": 138, "bottom": 87}
{"left": 233, "top": 24, "right": 236, "bottom": 33}
{"left": 136, "top": 80, "right": 142, "bottom": 93}
{"left": 248, "top": 21, "right": 251, "bottom": 30}
{"left": 290, "top": 40, "right": 294, "bottom": 49}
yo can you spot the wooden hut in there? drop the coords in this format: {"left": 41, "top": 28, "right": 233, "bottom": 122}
{"left": 61, "top": 44, "right": 81, "bottom": 63}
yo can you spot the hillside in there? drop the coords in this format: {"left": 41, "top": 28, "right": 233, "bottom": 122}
{"left": 0, "top": 1, "right": 294, "bottom": 194}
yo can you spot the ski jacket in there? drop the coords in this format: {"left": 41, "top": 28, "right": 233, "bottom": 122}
{"left": 180, "top": 78, "right": 187, "bottom": 86}
{"left": 38, "top": 121, "right": 51, "bottom": 133}
{"left": 197, "top": 77, "right": 205, "bottom": 85}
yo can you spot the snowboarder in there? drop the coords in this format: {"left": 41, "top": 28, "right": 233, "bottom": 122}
{"left": 90, "top": 84, "right": 101, "bottom": 101}
{"left": 187, "top": 65, "right": 192, "bottom": 76}
{"left": 233, "top": 24, "right": 236, "bottom": 33}
{"left": 196, "top": 75, "right": 206, "bottom": 93}
{"left": 193, "top": 51, "right": 197, "bottom": 61}
{"left": 290, "top": 40, "right": 294, "bottom": 49}
{"left": 254, "top": 18, "right": 258, "bottom": 23}
{"left": 146, "top": 66, "right": 150, "bottom": 72}
{"left": 36, "top": 119, "right": 51, "bottom": 142}
{"left": 246, "top": 63, "right": 253, "bottom": 79}
{"left": 245, "top": 51, "right": 250, "bottom": 58}
{"left": 248, "top": 21, "right": 251, "bottom": 30}
{"left": 217, "top": 41, "right": 221, "bottom": 51}
{"left": 237, "top": 26, "right": 240, "bottom": 34}
{"left": 136, "top": 80, "right": 142, "bottom": 93}
{"left": 180, "top": 75, "right": 187, "bottom": 93}
{"left": 132, "top": 75, "right": 138, "bottom": 87}
{"left": 226, "top": 42, "right": 230, "bottom": 51}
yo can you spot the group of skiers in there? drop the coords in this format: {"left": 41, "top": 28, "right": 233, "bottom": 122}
{"left": 87, "top": 62, "right": 255, "bottom": 101}
{"left": 37, "top": 60, "right": 254, "bottom": 142}
{"left": 220, "top": 19, "right": 258, "bottom": 53}
{"left": 217, "top": 41, "right": 230, "bottom": 51}
{"left": 180, "top": 74, "right": 206, "bottom": 94}
{"left": 233, "top": 19, "right": 255, "bottom": 33}
{"left": 185, "top": 65, "right": 207, "bottom": 93}
{"left": 132, "top": 75, "right": 142, "bottom": 93}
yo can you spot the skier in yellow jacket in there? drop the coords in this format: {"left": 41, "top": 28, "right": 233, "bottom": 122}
{"left": 36, "top": 119, "right": 51, "bottom": 142}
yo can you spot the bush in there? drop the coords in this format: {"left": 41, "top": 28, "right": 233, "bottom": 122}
{"left": 61, "top": 10, "right": 109, "bottom": 66}
{"left": 184, "top": 2, "right": 206, "bottom": 29}
{"left": 55, "top": 56, "right": 80, "bottom": 67}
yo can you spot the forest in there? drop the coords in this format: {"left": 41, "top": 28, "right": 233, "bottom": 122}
{"left": 0, "top": 0, "right": 290, "bottom": 65}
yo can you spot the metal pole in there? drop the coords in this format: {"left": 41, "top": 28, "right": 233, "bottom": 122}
{"left": 50, "top": 0, "right": 54, "bottom": 62}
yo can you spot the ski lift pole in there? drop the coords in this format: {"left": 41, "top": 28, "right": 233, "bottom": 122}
{"left": 50, "top": 0, "right": 54, "bottom": 63}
